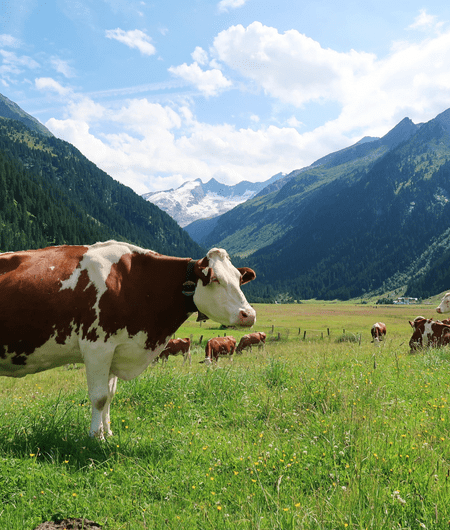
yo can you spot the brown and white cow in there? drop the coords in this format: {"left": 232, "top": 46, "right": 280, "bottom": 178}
{"left": 153, "top": 337, "right": 191, "bottom": 366}
{"left": 0, "top": 241, "right": 256, "bottom": 438}
{"left": 436, "top": 293, "right": 450, "bottom": 315}
{"left": 371, "top": 322, "right": 386, "bottom": 343}
{"left": 200, "top": 336, "right": 237, "bottom": 365}
{"left": 409, "top": 317, "right": 450, "bottom": 352}
{"left": 236, "top": 332, "right": 266, "bottom": 353}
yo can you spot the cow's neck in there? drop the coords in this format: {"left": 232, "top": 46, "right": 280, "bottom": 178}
{"left": 99, "top": 254, "right": 198, "bottom": 350}
{"left": 182, "top": 259, "right": 199, "bottom": 314}
{"left": 148, "top": 256, "right": 199, "bottom": 346}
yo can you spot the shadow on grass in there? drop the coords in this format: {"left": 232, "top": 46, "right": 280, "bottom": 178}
{"left": 0, "top": 390, "right": 174, "bottom": 469}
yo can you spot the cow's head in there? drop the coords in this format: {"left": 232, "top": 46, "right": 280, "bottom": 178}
{"left": 193, "top": 248, "right": 256, "bottom": 327}
{"left": 436, "top": 293, "right": 450, "bottom": 314}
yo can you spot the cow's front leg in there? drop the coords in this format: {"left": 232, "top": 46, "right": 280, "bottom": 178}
{"left": 101, "top": 374, "right": 118, "bottom": 437}
{"left": 82, "top": 342, "right": 116, "bottom": 439}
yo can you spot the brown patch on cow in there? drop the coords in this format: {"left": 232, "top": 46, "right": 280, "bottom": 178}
{"left": 0, "top": 245, "right": 98, "bottom": 363}
{"left": 11, "top": 354, "right": 28, "bottom": 365}
{"left": 98, "top": 252, "right": 193, "bottom": 350}
{"left": 194, "top": 256, "right": 214, "bottom": 285}
{"left": 203, "top": 336, "right": 237, "bottom": 362}
{"left": 96, "top": 396, "right": 108, "bottom": 411}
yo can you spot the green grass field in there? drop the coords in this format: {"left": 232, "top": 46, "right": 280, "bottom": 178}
{"left": 1, "top": 302, "right": 450, "bottom": 529}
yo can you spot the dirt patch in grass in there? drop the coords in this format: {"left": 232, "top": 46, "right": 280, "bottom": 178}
{"left": 33, "top": 518, "right": 102, "bottom": 530}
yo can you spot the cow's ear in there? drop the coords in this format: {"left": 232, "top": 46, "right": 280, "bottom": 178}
{"left": 238, "top": 267, "right": 256, "bottom": 285}
{"left": 194, "top": 257, "right": 218, "bottom": 286}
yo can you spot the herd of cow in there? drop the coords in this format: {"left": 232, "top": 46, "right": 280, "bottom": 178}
{"left": 164, "top": 290, "right": 450, "bottom": 367}
{"left": 370, "top": 292, "right": 450, "bottom": 353}
{"left": 153, "top": 331, "right": 267, "bottom": 367}
{"left": 2, "top": 240, "right": 450, "bottom": 438}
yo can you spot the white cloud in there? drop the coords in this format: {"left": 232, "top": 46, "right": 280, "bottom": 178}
{"left": 105, "top": 28, "right": 156, "bottom": 56}
{"left": 67, "top": 97, "right": 105, "bottom": 122}
{"left": 0, "top": 49, "right": 39, "bottom": 77}
{"left": 408, "top": 9, "right": 442, "bottom": 31}
{"left": 212, "top": 22, "right": 375, "bottom": 107}
{"left": 286, "top": 116, "right": 302, "bottom": 128}
{"left": 0, "top": 34, "right": 20, "bottom": 48}
{"left": 35, "top": 77, "right": 72, "bottom": 96}
{"left": 168, "top": 62, "right": 232, "bottom": 96}
{"left": 191, "top": 46, "right": 208, "bottom": 65}
{"left": 51, "top": 57, "right": 75, "bottom": 78}
{"left": 44, "top": 96, "right": 305, "bottom": 194}
{"left": 217, "top": 0, "right": 249, "bottom": 13}
{"left": 208, "top": 20, "right": 450, "bottom": 141}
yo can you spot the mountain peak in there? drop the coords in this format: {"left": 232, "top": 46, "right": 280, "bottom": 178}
{"left": 434, "top": 108, "right": 450, "bottom": 133}
{"left": 0, "top": 93, "right": 54, "bottom": 137}
{"left": 143, "top": 173, "right": 285, "bottom": 227}
{"left": 380, "top": 117, "right": 418, "bottom": 149}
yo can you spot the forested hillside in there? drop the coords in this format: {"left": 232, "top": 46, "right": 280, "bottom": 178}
{"left": 221, "top": 110, "right": 450, "bottom": 302}
{"left": 0, "top": 116, "right": 204, "bottom": 257}
{"left": 0, "top": 149, "right": 109, "bottom": 250}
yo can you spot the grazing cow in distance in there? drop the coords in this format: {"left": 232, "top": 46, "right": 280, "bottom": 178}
{"left": 0, "top": 241, "right": 256, "bottom": 438}
{"left": 153, "top": 338, "right": 191, "bottom": 366}
{"left": 436, "top": 293, "right": 450, "bottom": 315}
{"left": 200, "top": 336, "right": 237, "bottom": 365}
{"left": 236, "top": 332, "right": 266, "bottom": 353}
{"left": 409, "top": 317, "right": 450, "bottom": 352}
{"left": 371, "top": 322, "right": 386, "bottom": 343}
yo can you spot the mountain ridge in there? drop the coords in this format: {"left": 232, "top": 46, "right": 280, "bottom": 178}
{"left": 142, "top": 172, "right": 285, "bottom": 227}
{"left": 0, "top": 94, "right": 54, "bottom": 138}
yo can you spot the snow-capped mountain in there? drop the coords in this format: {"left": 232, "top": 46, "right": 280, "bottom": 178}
{"left": 142, "top": 174, "right": 285, "bottom": 227}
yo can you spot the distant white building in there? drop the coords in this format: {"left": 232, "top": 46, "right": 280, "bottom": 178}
{"left": 393, "top": 297, "right": 419, "bottom": 304}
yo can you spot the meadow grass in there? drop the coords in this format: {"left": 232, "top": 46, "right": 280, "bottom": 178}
{"left": 1, "top": 303, "right": 450, "bottom": 529}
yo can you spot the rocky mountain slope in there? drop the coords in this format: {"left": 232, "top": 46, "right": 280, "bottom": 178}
{"left": 142, "top": 173, "right": 285, "bottom": 228}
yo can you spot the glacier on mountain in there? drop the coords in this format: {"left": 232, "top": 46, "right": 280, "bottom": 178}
{"left": 142, "top": 174, "right": 284, "bottom": 227}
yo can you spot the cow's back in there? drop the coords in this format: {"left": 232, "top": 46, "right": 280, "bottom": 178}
{"left": 206, "top": 336, "right": 236, "bottom": 358}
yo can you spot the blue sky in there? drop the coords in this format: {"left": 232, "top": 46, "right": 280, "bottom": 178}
{"left": 2, "top": 0, "right": 450, "bottom": 194}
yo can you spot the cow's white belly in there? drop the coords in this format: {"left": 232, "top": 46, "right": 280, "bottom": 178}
{"left": 110, "top": 331, "right": 169, "bottom": 381}
{"left": 0, "top": 328, "right": 168, "bottom": 381}
{"left": 0, "top": 334, "right": 82, "bottom": 377}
